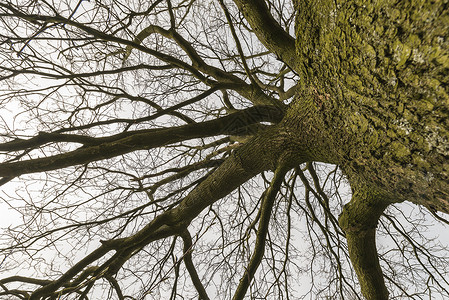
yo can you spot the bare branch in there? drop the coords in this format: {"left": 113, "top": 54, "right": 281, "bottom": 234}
{"left": 232, "top": 164, "right": 289, "bottom": 300}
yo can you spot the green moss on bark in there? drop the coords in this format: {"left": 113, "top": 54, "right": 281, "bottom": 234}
{"left": 291, "top": 1, "right": 449, "bottom": 297}
{"left": 292, "top": 0, "right": 449, "bottom": 212}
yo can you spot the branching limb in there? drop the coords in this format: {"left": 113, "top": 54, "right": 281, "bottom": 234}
{"left": 0, "top": 105, "right": 284, "bottom": 179}
{"left": 338, "top": 185, "right": 394, "bottom": 300}
{"left": 121, "top": 12, "right": 279, "bottom": 106}
{"left": 181, "top": 230, "right": 211, "bottom": 300}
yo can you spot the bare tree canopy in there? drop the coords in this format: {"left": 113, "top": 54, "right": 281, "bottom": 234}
{"left": 0, "top": 0, "right": 448, "bottom": 299}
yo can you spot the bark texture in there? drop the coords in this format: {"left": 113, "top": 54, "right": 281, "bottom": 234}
{"left": 227, "top": 1, "right": 448, "bottom": 297}
{"left": 292, "top": 0, "right": 449, "bottom": 211}
{"left": 288, "top": 0, "right": 448, "bottom": 298}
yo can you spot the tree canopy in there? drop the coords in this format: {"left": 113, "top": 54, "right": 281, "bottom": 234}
{"left": 0, "top": 0, "right": 448, "bottom": 299}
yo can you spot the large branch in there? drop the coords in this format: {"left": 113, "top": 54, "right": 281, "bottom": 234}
{"left": 0, "top": 106, "right": 284, "bottom": 179}
{"left": 232, "top": 0, "right": 297, "bottom": 70}
{"left": 338, "top": 184, "right": 393, "bottom": 300}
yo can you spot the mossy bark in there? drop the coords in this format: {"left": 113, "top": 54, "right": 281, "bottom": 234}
{"left": 292, "top": 0, "right": 449, "bottom": 211}
{"left": 239, "top": 1, "right": 448, "bottom": 296}
{"left": 338, "top": 185, "right": 392, "bottom": 300}
{"left": 286, "top": 0, "right": 449, "bottom": 298}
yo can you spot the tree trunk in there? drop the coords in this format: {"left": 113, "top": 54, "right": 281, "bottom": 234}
{"left": 291, "top": 0, "right": 449, "bottom": 212}
{"left": 285, "top": 0, "right": 448, "bottom": 298}
{"left": 235, "top": 1, "right": 448, "bottom": 296}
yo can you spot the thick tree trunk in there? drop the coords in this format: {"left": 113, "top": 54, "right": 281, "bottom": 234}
{"left": 237, "top": 0, "right": 448, "bottom": 296}
{"left": 292, "top": 0, "right": 449, "bottom": 212}
{"left": 288, "top": 0, "right": 448, "bottom": 298}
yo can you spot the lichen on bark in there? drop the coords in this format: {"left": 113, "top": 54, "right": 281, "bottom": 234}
{"left": 288, "top": 0, "right": 449, "bottom": 298}
{"left": 293, "top": 0, "right": 449, "bottom": 211}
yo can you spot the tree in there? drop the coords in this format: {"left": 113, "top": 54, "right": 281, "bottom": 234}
{"left": 0, "top": 0, "right": 448, "bottom": 299}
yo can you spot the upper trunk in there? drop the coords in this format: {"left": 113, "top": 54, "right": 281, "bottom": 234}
{"left": 280, "top": 1, "right": 449, "bottom": 298}
{"left": 290, "top": 0, "right": 449, "bottom": 213}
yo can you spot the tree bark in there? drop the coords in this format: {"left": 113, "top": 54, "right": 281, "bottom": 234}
{"left": 234, "top": 0, "right": 449, "bottom": 298}
{"left": 291, "top": 0, "right": 449, "bottom": 211}
{"left": 289, "top": 0, "right": 449, "bottom": 298}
